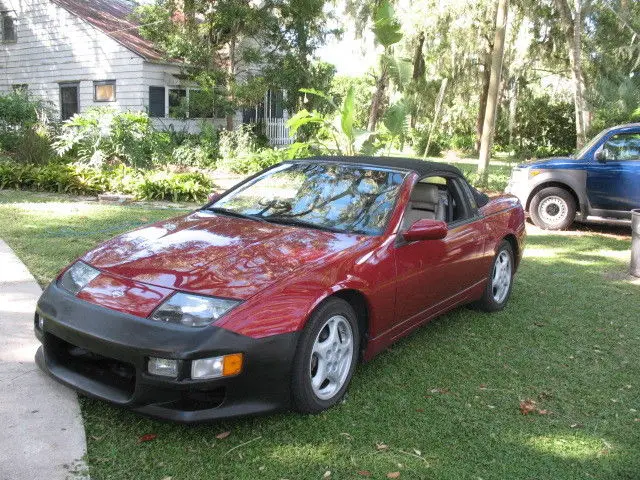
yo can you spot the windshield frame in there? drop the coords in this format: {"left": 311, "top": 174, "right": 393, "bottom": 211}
{"left": 575, "top": 128, "right": 610, "bottom": 159}
{"left": 202, "top": 161, "right": 411, "bottom": 236}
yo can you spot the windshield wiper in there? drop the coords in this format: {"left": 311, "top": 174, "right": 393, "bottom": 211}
{"left": 262, "top": 216, "right": 345, "bottom": 233}
{"left": 207, "top": 207, "right": 268, "bottom": 223}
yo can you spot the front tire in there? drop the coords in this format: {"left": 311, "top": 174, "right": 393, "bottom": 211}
{"left": 474, "top": 240, "right": 515, "bottom": 312}
{"left": 529, "top": 187, "right": 576, "bottom": 230}
{"left": 291, "top": 298, "right": 359, "bottom": 413}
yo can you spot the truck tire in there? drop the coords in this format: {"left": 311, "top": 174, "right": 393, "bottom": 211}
{"left": 529, "top": 187, "right": 576, "bottom": 230}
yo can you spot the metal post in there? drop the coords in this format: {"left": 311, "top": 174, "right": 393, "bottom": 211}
{"left": 630, "top": 209, "right": 640, "bottom": 277}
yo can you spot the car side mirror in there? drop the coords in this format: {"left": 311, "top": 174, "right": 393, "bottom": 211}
{"left": 403, "top": 219, "right": 448, "bottom": 242}
{"left": 595, "top": 147, "right": 607, "bottom": 163}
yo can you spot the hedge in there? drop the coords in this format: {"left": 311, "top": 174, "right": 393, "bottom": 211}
{"left": 0, "top": 162, "right": 215, "bottom": 202}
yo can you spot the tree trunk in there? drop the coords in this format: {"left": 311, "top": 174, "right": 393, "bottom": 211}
{"left": 508, "top": 79, "right": 518, "bottom": 146}
{"left": 226, "top": 34, "right": 237, "bottom": 131}
{"left": 475, "top": 51, "right": 492, "bottom": 153}
{"left": 410, "top": 32, "right": 425, "bottom": 128}
{"left": 424, "top": 78, "right": 448, "bottom": 159}
{"left": 478, "top": 0, "right": 509, "bottom": 182}
{"left": 368, "top": 69, "right": 388, "bottom": 132}
{"left": 554, "top": 0, "right": 589, "bottom": 149}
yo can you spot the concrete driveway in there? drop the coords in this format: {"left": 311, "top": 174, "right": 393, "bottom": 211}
{"left": 0, "top": 240, "right": 87, "bottom": 480}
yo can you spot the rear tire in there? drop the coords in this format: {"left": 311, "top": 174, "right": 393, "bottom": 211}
{"left": 291, "top": 298, "right": 360, "bottom": 413}
{"left": 474, "top": 240, "right": 514, "bottom": 312}
{"left": 529, "top": 187, "right": 576, "bottom": 230}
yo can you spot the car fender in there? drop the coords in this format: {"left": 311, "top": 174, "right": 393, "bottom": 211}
{"left": 215, "top": 237, "right": 398, "bottom": 340}
{"left": 527, "top": 169, "right": 588, "bottom": 214}
{"left": 479, "top": 195, "right": 526, "bottom": 268}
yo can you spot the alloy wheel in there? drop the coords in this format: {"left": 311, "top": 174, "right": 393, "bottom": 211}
{"left": 309, "top": 315, "right": 354, "bottom": 400}
{"left": 491, "top": 250, "right": 512, "bottom": 304}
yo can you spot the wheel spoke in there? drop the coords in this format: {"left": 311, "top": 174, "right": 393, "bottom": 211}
{"left": 326, "top": 319, "right": 339, "bottom": 345}
{"left": 311, "top": 358, "right": 327, "bottom": 389}
{"left": 312, "top": 337, "right": 330, "bottom": 358}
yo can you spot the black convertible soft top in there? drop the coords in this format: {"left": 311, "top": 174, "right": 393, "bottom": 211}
{"left": 305, "top": 156, "right": 464, "bottom": 177}
{"left": 299, "top": 156, "right": 490, "bottom": 207}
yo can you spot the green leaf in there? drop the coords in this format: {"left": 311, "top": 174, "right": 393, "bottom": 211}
{"left": 340, "top": 86, "right": 355, "bottom": 142}
{"left": 383, "top": 101, "right": 408, "bottom": 137}
{"left": 372, "top": 0, "right": 403, "bottom": 48}
{"left": 286, "top": 109, "right": 325, "bottom": 135}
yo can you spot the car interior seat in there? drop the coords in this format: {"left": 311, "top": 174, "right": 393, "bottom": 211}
{"left": 403, "top": 183, "right": 449, "bottom": 228}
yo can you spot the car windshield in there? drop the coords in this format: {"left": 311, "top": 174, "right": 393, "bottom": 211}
{"left": 209, "top": 162, "right": 407, "bottom": 235}
{"left": 575, "top": 129, "right": 608, "bottom": 158}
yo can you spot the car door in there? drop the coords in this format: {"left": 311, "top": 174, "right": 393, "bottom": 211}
{"left": 393, "top": 176, "right": 487, "bottom": 330}
{"left": 586, "top": 131, "right": 640, "bottom": 212}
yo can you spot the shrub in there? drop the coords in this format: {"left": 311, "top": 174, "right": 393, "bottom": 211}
{"left": 219, "top": 124, "right": 257, "bottom": 161}
{"left": 410, "top": 128, "right": 444, "bottom": 157}
{"left": 218, "top": 142, "right": 315, "bottom": 174}
{"left": 0, "top": 92, "right": 56, "bottom": 163}
{"left": 0, "top": 91, "right": 52, "bottom": 130}
{"left": 52, "top": 108, "right": 154, "bottom": 168}
{"left": 0, "top": 161, "right": 214, "bottom": 202}
{"left": 495, "top": 95, "right": 575, "bottom": 158}
{"left": 136, "top": 171, "right": 213, "bottom": 202}
{"left": 14, "top": 129, "right": 55, "bottom": 165}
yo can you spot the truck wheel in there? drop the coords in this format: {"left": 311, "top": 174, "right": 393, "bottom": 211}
{"left": 529, "top": 187, "right": 576, "bottom": 230}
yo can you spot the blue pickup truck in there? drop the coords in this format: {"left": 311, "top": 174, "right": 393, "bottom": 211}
{"left": 505, "top": 123, "right": 640, "bottom": 230}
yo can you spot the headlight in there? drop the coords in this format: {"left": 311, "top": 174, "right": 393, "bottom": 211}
{"left": 59, "top": 261, "right": 100, "bottom": 295}
{"left": 151, "top": 293, "right": 240, "bottom": 327}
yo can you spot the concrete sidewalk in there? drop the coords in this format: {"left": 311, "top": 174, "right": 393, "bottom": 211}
{"left": 0, "top": 240, "right": 87, "bottom": 480}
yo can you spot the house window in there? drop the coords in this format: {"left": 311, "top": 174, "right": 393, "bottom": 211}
{"left": 94, "top": 80, "right": 116, "bottom": 102}
{"left": 168, "top": 88, "right": 187, "bottom": 118}
{"left": 1, "top": 11, "right": 16, "bottom": 42}
{"left": 188, "top": 89, "right": 225, "bottom": 119}
{"left": 59, "top": 83, "right": 79, "bottom": 120}
{"left": 148, "top": 86, "right": 165, "bottom": 117}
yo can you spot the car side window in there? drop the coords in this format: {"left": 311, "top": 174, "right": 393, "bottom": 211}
{"left": 402, "top": 175, "right": 472, "bottom": 228}
{"left": 602, "top": 133, "right": 640, "bottom": 161}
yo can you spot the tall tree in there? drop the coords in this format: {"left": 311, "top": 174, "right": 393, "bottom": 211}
{"left": 478, "top": 0, "right": 509, "bottom": 181}
{"left": 367, "top": 0, "right": 404, "bottom": 131}
{"left": 553, "top": 0, "right": 590, "bottom": 148}
{"left": 136, "top": 0, "right": 332, "bottom": 129}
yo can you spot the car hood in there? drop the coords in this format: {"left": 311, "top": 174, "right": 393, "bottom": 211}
{"left": 82, "top": 210, "right": 365, "bottom": 300}
{"left": 518, "top": 156, "right": 577, "bottom": 169}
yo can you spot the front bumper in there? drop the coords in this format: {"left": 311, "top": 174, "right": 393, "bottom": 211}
{"left": 34, "top": 282, "right": 299, "bottom": 423}
{"left": 504, "top": 169, "right": 530, "bottom": 210}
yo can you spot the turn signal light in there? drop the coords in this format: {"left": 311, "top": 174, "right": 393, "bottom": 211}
{"left": 191, "top": 353, "right": 243, "bottom": 379}
{"left": 222, "top": 353, "right": 243, "bottom": 376}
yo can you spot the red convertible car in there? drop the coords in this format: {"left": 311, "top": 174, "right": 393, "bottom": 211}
{"left": 34, "top": 157, "right": 525, "bottom": 422}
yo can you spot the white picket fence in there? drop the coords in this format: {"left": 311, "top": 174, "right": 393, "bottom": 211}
{"left": 266, "top": 118, "right": 293, "bottom": 146}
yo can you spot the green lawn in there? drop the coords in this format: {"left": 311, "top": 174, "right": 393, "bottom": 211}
{"left": 1, "top": 190, "right": 638, "bottom": 480}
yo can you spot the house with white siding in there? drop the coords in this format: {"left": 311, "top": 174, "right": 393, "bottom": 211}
{"left": 0, "top": 0, "right": 291, "bottom": 144}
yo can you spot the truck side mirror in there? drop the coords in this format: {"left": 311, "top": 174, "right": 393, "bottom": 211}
{"left": 595, "top": 147, "right": 607, "bottom": 163}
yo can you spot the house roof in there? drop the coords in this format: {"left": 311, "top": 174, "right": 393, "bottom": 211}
{"left": 50, "top": 0, "right": 168, "bottom": 63}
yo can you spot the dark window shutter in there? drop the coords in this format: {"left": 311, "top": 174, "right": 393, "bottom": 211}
{"left": 149, "top": 87, "right": 165, "bottom": 117}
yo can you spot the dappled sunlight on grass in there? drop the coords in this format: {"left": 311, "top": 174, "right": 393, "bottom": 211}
{"left": 9, "top": 201, "right": 103, "bottom": 217}
{"left": 268, "top": 443, "right": 338, "bottom": 465}
{"left": 524, "top": 434, "right": 611, "bottom": 460}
